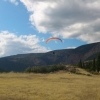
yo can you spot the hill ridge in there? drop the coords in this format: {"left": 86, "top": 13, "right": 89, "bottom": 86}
{"left": 0, "top": 42, "right": 100, "bottom": 72}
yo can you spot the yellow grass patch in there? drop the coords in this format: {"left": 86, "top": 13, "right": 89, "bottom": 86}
{"left": 0, "top": 72, "right": 100, "bottom": 100}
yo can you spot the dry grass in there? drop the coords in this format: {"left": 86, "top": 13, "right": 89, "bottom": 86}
{"left": 0, "top": 71, "right": 100, "bottom": 100}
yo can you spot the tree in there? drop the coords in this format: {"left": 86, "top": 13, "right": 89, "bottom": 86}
{"left": 96, "top": 53, "right": 100, "bottom": 72}
{"left": 25, "top": 67, "right": 32, "bottom": 73}
{"left": 86, "top": 61, "right": 92, "bottom": 71}
{"left": 78, "top": 59, "right": 82, "bottom": 68}
{"left": 82, "top": 62, "right": 85, "bottom": 69}
{"left": 92, "top": 58, "right": 96, "bottom": 71}
{"left": 39, "top": 66, "right": 48, "bottom": 73}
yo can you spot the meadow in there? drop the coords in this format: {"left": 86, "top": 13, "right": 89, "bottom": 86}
{"left": 0, "top": 71, "right": 100, "bottom": 100}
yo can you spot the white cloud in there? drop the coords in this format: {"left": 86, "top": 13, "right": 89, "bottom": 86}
{"left": 5, "top": 0, "right": 19, "bottom": 5}
{"left": 66, "top": 47, "right": 76, "bottom": 49}
{"left": 20, "top": 0, "right": 100, "bottom": 43}
{"left": 0, "top": 31, "right": 49, "bottom": 57}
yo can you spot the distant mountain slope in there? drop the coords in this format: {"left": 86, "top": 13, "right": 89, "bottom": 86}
{"left": 0, "top": 42, "right": 100, "bottom": 72}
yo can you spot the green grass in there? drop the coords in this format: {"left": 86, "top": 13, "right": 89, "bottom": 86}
{"left": 0, "top": 72, "right": 100, "bottom": 100}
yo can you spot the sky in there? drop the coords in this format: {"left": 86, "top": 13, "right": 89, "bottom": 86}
{"left": 0, "top": 0, "right": 100, "bottom": 57}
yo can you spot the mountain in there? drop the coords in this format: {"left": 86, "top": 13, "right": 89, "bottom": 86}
{"left": 0, "top": 42, "right": 100, "bottom": 72}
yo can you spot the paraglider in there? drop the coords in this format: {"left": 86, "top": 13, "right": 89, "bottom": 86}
{"left": 46, "top": 37, "right": 62, "bottom": 55}
{"left": 52, "top": 51, "right": 55, "bottom": 55}
{"left": 46, "top": 37, "right": 62, "bottom": 43}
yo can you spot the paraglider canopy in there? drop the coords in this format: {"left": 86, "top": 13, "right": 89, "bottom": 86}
{"left": 46, "top": 37, "right": 62, "bottom": 43}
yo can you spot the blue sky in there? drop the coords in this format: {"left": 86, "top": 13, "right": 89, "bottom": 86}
{"left": 0, "top": 0, "right": 100, "bottom": 57}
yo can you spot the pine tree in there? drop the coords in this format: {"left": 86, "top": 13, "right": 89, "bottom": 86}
{"left": 78, "top": 59, "right": 82, "bottom": 68}
{"left": 96, "top": 53, "right": 100, "bottom": 72}
{"left": 88, "top": 61, "right": 92, "bottom": 71}
{"left": 82, "top": 62, "right": 85, "bottom": 69}
{"left": 92, "top": 58, "right": 96, "bottom": 71}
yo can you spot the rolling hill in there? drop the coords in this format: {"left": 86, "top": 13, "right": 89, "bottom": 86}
{"left": 0, "top": 42, "right": 100, "bottom": 72}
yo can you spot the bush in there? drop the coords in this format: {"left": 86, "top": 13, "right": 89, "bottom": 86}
{"left": 86, "top": 74, "right": 91, "bottom": 76}
{"left": 70, "top": 68, "right": 77, "bottom": 73}
{"left": 57, "top": 64, "right": 66, "bottom": 70}
{"left": 39, "top": 66, "right": 48, "bottom": 73}
{"left": 91, "top": 71, "right": 99, "bottom": 75}
{"left": 24, "top": 64, "right": 66, "bottom": 73}
{"left": 32, "top": 66, "right": 40, "bottom": 73}
{"left": 49, "top": 65, "right": 58, "bottom": 72}
{"left": 48, "top": 64, "right": 66, "bottom": 72}
{"left": 24, "top": 67, "right": 32, "bottom": 73}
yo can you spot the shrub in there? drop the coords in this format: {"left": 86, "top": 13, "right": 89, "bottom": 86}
{"left": 48, "top": 64, "right": 66, "bottom": 72}
{"left": 24, "top": 67, "right": 32, "bottom": 73}
{"left": 49, "top": 65, "right": 58, "bottom": 72}
{"left": 32, "top": 66, "right": 40, "bottom": 73}
{"left": 39, "top": 66, "right": 48, "bottom": 73}
{"left": 24, "top": 64, "right": 66, "bottom": 73}
{"left": 86, "top": 74, "right": 91, "bottom": 76}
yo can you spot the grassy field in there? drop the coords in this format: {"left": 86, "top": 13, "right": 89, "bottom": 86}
{"left": 0, "top": 71, "right": 100, "bottom": 100}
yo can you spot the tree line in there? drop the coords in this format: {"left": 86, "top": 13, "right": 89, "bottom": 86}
{"left": 78, "top": 53, "right": 100, "bottom": 73}
{"left": 24, "top": 64, "right": 66, "bottom": 73}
